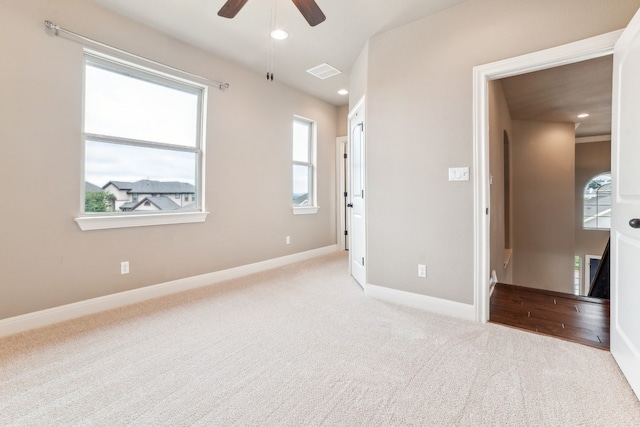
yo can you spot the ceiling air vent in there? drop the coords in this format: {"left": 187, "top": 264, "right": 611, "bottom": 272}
{"left": 307, "top": 63, "right": 342, "bottom": 80}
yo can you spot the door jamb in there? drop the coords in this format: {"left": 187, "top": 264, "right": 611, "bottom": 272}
{"left": 336, "top": 136, "right": 348, "bottom": 251}
{"left": 348, "top": 96, "right": 366, "bottom": 285}
{"left": 472, "top": 30, "right": 622, "bottom": 323}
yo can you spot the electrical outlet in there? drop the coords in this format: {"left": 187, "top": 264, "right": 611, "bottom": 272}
{"left": 286, "top": 236, "right": 291, "bottom": 245}
{"left": 418, "top": 264, "right": 427, "bottom": 278}
{"left": 121, "top": 261, "right": 130, "bottom": 275}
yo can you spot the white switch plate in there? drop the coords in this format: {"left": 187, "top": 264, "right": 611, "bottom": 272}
{"left": 121, "top": 261, "right": 130, "bottom": 275}
{"left": 448, "top": 167, "right": 470, "bottom": 182}
{"left": 418, "top": 264, "right": 427, "bottom": 278}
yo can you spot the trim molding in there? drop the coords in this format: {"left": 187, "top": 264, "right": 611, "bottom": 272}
{"left": 75, "top": 211, "right": 209, "bottom": 231}
{"left": 575, "top": 134, "right": 611, "bottom": 144}
{"left": 365, "top": 284, "right": 475, "bottom": 321}
{"left": 0, "top": 245, "right": 338, "bottom": 338}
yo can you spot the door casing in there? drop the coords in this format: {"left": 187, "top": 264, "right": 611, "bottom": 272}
{"left": 348, "top": 97, "right": 366, "bottom": 288}
{"left": 336, "top": 136, "right": 348, "bottom": 251}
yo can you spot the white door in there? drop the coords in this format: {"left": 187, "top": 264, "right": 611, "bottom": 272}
{"left": 611, "top": 8, "right": 640, "bottom": 399}
{"left": 349, "top": 99, "right": 366, "bottom": 288}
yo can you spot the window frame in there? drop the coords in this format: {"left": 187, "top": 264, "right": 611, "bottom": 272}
{"left": 583, "top": 172, "right": 611, "bottom": 231}
{"left": 292, "top": 115, "right": 318, "bottom": 215}
{"left": 76, "top": 49, "right": 209, "bottom": 231}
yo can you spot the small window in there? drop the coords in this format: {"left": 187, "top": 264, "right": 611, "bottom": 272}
{"left": 79, "top": 51, "right": 207, "bottom": 230}
{"left": 583, "top": 173, "right": 611, "bottom": 230}
{"left": 292, "top": 116, "right": 318, "bottom": 214}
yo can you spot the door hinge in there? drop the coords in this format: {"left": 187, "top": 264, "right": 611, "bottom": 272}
{"left": 486, "top": 208, "right": 489, "bottom": 215}
{"left": 344, "top": 192, "right": 348, "bottom": 197}
{"left": 361, "top": 190, "right": 364, "bottom": 198}
{"left": 344, "top": 230, "right": 348, "bottom": 236}
{"left": 362, "top": 257, "right": 365, "bottom": 266}
{"left": 344, "top": 153, "right": 347, "bottom": 159}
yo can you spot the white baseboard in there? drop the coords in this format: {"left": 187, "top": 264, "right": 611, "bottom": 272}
{"left": 365, "top": 283, "right": 475, "bottom": 321}
{"left": 0, "top": 245, "right": 338, "bottom": 338}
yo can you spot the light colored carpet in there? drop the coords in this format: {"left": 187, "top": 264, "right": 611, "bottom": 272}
{"left": 1, "top": 252, "right": 639, "bottom": 426}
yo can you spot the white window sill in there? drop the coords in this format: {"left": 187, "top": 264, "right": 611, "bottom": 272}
{"left": 75, "top": 211, "right": 209, "bottom": 231}
{"left": 292, "top": 206, "right": 319, "bottom": 215}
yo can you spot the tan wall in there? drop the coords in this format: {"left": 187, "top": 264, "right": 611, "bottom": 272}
{"left": 364, "top": 0, "right": 638, "bottom": 304}
{"left": 575, "top": 140, "right": 611, "bottom": 293}
{"left": 349, "top": 42, "right": 369, "bottom": 109}
{"left": 488, "top": 80, "right": 513, "bottom": 284}
{"left": 337, "top": 105, "right": 349, "bottom": 137}
{"left": 0, "top": 1, "right": 338, "bottom": 319}
{"left": 510, "top": 120, "right": 576, "bottom": 293}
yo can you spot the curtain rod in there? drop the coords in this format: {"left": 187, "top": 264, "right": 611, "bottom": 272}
{"left": 44, "top": 20, "right": 230, "bottom": 91}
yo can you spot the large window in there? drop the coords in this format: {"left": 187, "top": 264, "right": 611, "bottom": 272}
{"left": 583, "top": 173, "right": 611, "bottom": 230}
{"left": 79, "top": 51, "right": 206, "bottom": 230}
{"left": 292, "top": 116, "right": 318, "bottom": 214}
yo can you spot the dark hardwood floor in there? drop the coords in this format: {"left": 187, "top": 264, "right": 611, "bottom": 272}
{"left": 489, "top": 283, "right": 610, "bottom": 350}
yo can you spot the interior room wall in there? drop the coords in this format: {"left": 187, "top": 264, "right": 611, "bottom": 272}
{"left": 0, "top": 0, "right": 338, "bottom": 320}
{"left": 363, "top": 0, "right": 639, "bottom": 304}
{"left": 510, "top": 120, "right": 576, "bottom": 293}
{"left": 575, "top": 140, "right": 612, "bottom": 293}
{"left": 337, "top": 105, "right": 349, "bottom": 136}
{"left": 349, "top": 42, "right": 369, "bottom": 109}
{"left": 488, "top": 80, "right": 513, "bottom": 285}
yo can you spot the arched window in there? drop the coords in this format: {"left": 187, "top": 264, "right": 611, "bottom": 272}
{"left": 583, "top": 173, "right": 611, "bottom": 230}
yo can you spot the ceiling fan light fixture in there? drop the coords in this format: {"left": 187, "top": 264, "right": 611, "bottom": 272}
{"left": 270, "top": 29, "right": 289, "bottom": 40}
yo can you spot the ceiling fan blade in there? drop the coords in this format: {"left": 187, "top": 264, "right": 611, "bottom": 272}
{"left": 218, "top": 0, "right": 250, "bottom": 19}
{"left": 291, "top": 0, "right": 326, "bottom": 27}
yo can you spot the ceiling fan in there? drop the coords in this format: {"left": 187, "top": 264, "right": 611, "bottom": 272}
{"left": 218, "top": 0, "right": 326, "bottom": 27}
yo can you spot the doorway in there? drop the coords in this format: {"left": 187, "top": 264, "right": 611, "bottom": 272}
{"left": 491, "top": 55, "right": 612, "bottom": 296}
{"left": 472, "top": 29, "right": 622, "bottom": 323}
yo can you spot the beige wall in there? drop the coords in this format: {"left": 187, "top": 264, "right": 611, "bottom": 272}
{"left": 337, "top": 105, "right": 349, "bottom": 137}
{"left": 349, "top": 42, "right": 369, "bottom": 109}
{"left": 575, "top": 140, "right": 611, "bottom": 292}
{"left": 0, "top": 1, "right": 338, "bottom": 319}
{"left": 511, "top": 121, "right": 576, "bottom": 293}
{"left": 488, "top": 80, "right": 513, "bottom": 284}
{"left": 364, "top": 0, "right": 639, "bottom": 303}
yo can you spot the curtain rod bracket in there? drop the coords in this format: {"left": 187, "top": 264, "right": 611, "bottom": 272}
{"left": 44, "top": 20, "right": 59, "bottom": 36}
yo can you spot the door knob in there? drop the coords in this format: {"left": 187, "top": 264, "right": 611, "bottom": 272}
{"left": 630, "top": 218, "right": 640, "bottom": 229}
{"left": 347, "top": 203, "right": 353, "bottom": 208}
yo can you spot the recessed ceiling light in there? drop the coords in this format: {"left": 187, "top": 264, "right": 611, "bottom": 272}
{"left": 577, "top": 113, "right": 590, "bottom": 118}
{"left": 338, "top": 89, "right": 349, "bottom": 95}
{"left": 270, "top": 29, "right": 289, "bottom": 40}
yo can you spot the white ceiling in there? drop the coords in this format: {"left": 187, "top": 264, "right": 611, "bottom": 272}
{"left": 93, "top": 0, "right": 613, "bottom": 130}
{"left": 500, "top": 55, "right": 613, "bottom": 139}
{"left": 94, "top": 0, "right": 469, "bottom": 106}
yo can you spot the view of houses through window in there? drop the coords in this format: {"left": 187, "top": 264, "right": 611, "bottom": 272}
{"left": 83, "top": 51, "right": 204, "bottom": 215}
{"left": 85, "top": 180, "right": 196, "bottom": 213}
